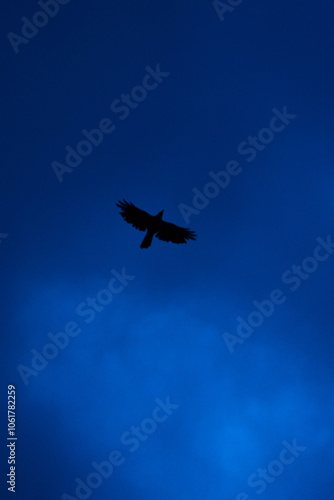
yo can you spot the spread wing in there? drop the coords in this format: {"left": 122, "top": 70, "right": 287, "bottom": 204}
{"left": 155, "top": 220, "right": 197, "bottom": 244}
{"left": 116, "top": 199, "right": 152, "bottom": 232}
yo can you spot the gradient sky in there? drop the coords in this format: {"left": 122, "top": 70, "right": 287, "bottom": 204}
{"left": 1, "top": 1, "right": 334, "bottom": 499}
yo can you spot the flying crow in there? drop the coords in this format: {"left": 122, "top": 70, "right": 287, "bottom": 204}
{"left": 116, "top": 199, "right": 197, "bottom": 248}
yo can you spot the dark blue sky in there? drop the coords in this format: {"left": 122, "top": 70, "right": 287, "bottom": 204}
{"left": 1, "top": 1, "right": 334, "bottom": 499}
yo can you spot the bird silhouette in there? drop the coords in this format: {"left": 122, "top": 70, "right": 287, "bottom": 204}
{"left": 116, "top": 199, "right": 197, "bottom": 248}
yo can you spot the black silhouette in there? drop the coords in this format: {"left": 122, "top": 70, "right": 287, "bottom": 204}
{"left": 116, "top": 199, "right": 197, "bottom": 248}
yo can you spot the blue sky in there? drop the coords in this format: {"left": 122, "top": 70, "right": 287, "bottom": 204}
{"left": 1, "top": 1, "right": 334, "bottom": 499}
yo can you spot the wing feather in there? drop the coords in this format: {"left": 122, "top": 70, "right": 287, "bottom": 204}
{"left": 155, "top": 221, "right": 196, "bottom": 244}
{"left": 116, "top": 200, "right": 152, "bottom": 232}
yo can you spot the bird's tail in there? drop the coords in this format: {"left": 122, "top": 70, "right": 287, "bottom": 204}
{"left": 141, "top": 231, "right": 154, "bottom": 249}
